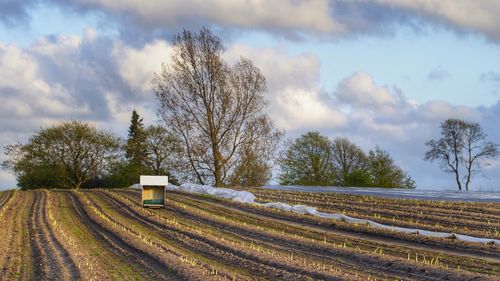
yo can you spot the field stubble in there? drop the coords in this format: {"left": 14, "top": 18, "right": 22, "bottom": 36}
{"left": 0, "top": 188, "right": 497, "bottom": 280}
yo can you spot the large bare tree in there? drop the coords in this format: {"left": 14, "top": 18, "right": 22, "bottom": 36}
{"left": 424, "top": 119, "right": 499, "bottom": 191}
{"left": 153, "top": 28, "right": 281, "bottom": 186}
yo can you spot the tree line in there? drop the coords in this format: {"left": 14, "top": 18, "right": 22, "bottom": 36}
{"left": 2, "top": 28, "right": 498, "bottom": 191}
{"left": 279, "top": 131, "right": 416, "bottom": 188}
{"left": 1, "top": 111, "right": 182, "bottom": 189}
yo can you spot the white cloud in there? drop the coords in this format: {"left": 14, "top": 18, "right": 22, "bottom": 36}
{"left": 0, "top": 33, "right": 159, "bottom": 189}
{"left": 374, "top": 0, "right": 500, "bottom": 41}
{"left": 114, "top": 39, "right": 172, "bottom": 94}
{"left": 272, "top": 87, "right": 346, "bottom": 130}
{"left": 225, "top": 44, "right": 346, "bottom": 130}
{"left": 6, "top": 1, "right": 500, "bottom": 44}
{"left": 335, "top": 72, "right": 400, "bottom": 113}
{"left": 33, "top": 0, "right": 500, "bottom": 43}
{"left": 225, "top": 44, "right": 321, "bottom": 91}
{"left": 74, "top": 0, "right": 338, "bottom": 35}
{"left": 0, "top": 42, "right": 89, "bottom": 124}
{"left": 0, "top": 171, "right": 16, "bottom": 190}
{"left": 417, "top": 100, "right": 480, "bottom": 122}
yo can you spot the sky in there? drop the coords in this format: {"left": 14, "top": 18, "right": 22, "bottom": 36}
{"left": 1, "top": 0, "right": 500, "bottom": 191}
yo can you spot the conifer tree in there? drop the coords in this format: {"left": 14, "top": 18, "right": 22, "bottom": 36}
{"left": 125, "top": 110, "right": 148, "bottom": 167}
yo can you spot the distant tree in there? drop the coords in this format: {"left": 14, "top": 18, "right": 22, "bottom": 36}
{"left": 144, "top": 125, "right": 183, "bottom": 185}
{"left": 344, "top": 168, "right": 373, "bottom": 187}
{"left": 229, "top": 150, "right": 271, "bottom": 187}
{"left": 2, "top": 121, "right": 119, "bottom": 189}
{"left": 368, "top": 147, "right": 415, "bottom": 189}
{"left": 107, "top": 110, "right": 151, "bottom": 187}
{"left": 424, "top": 119, "right": 499, "bottom": 191}
{"left": 125, "top": 109, "right": 148, "bottom": 167}
{"left": 331, "top": 137, "right": 368, "bottom": 186}
{"left": 153, "top": 28, "right": 281, "bottom": 186}
{"left": 278, "top": 131, "right": 336, "bottom": 186}
{"left": 228, "top": 116, "right": 283, "bottom": 187}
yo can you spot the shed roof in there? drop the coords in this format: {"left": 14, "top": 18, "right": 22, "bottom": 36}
{"left": 140, "top": 175, "right": 169, "bottom": 186}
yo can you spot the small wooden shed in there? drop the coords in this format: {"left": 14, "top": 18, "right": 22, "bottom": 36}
{"left": 140, "top": 175, "right": 168, "bottom": 208}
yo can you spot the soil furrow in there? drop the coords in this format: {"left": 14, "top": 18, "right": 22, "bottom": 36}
{"left": 252, "top": 191, "right": 500, "bottom": 218}
{"left": 112, "top": 190, "right": 496, "bottom": 281}
{"left": 52, "top": 190, "right": 150, "bottom": 280}
{"left": 38, "top": 191, "right": 81, "bottom": 280}
{"left": 0, "top": 191, "right": 32, "bottom": 280}
{"left": 80, "top": 191, "right": 249, "bottom": 281}
{"left": 1, "top": 189, "right": 496, "bottom": 280}
{"left": 259, "top": 197, "right": 500, "bottom": 236}
{"left": 256, "top": 196, "right": 499, "bottom": 232}
{"left": 167, "top": 194, "right": 500, "bottom": 276}
{"left": 96, "top": 190, "right": 346, "bottom": 281}
{"left": 167, "top": 190, "right": 500, "bottom": 262}
{"left": 161, "top": 201, "right": 472, "bottom": 280}
{"left": 130, "top": 191, "right": 449, "bottom": 280}
{"left": 0, "top": 191, "right": 10, "bottom": 208}
{"left": 29, "top": 190, "right": 63, "bottom": 280}
{"left": 112, "top": 190, "right": 399, "bottom": 279}
{"left": 65, "top": 191, "right": 182, "bottom": 281}
{"left": 164, "top": 191, "right": 500, "bottom": 279}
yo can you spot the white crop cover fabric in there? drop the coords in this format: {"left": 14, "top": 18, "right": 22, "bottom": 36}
{"left": 166, "top": 183, "right": 256, "bottom": 203}
{"left": 139, "top": 183, "right": 500, "bottom": 246}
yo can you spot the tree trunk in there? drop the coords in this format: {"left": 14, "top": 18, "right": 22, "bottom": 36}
{"left": 213, "top": 151, "right": 222, "bottom": 187}
{"left": 454, "top": 170, "right": 462, "bottom": 191}
{"left": 465, "top": 167, "right": 471, "bottom": 191}
{"left": 453, "top": 138, "right": 462, "bottom": 191}
{"left": 465, "top": 146, "right": 473, "bottom": 192}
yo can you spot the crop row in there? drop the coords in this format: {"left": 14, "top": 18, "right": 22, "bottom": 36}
{"left": 249, "top": 189, "right": 499, "bottom": 218}
{"left": 116, "top": 189, "right": 499, "bottom": 278}
{"left": 249, "top": 189, "right": 500, "bottom": 239}
{"left": 0, "top": 189, "right": 498, "bottom": 280}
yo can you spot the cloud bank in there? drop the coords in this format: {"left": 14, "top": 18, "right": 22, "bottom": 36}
{"left": 4, "top": 1, "right": 500, "bottom": 43}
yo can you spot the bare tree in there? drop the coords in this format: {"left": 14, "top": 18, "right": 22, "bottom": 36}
{"left": 144, "top": 125, "right": 185, "bottom": 184}
{"left": 424, "top": 119, "right": 499, "bottom": 191}
{"left": 331, "top": 137, "right": 368, "bottom": 185}
{"left": 229, "top": 115, "right": 283, "bottom": 187}
{"left": 153, "top": 28, "right": 281, "bottom": 186}
{"left": 462, "top": 122, "right": 499, "bottom": 190}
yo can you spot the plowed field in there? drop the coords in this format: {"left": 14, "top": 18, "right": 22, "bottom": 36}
{"left": 0, "top": 189, "right": 498, "bottom": 280}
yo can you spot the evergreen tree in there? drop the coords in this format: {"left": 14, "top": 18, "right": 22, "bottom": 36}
{"left": 125, "top": 110, "right": 148, "bottom": 167}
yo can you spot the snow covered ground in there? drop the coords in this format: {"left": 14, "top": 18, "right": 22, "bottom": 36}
{"left": 260, "top": 185, "right": 500, "bottom": 202}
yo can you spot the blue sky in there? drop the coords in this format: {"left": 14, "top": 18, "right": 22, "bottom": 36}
{"left": 1, "top": 1, "right": 499, "bottom": 190}
{"left": 238, "top": 28, "right": 500, "bottom": 107}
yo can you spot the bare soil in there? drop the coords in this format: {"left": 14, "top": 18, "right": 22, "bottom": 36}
{"left": 0, "top": 189, "right": 497, "bottom": 281}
